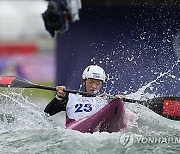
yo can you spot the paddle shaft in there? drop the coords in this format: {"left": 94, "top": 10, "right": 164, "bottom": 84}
{"left": 26, "top": 85, "right": 148, "bottom": 103}
{"left": 123, "top": 98, "right": 142, "bottom": 104}
{"left": 15, "top": 84, "right": 95, "bottom": 96}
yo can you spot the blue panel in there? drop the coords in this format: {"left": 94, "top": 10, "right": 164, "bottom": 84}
{"left": 56, "top": 6, "right": 180, "bottom": 96}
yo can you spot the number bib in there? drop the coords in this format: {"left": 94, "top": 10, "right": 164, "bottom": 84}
{"left": 66, "top": 93, "right": 108, "bottom": 121}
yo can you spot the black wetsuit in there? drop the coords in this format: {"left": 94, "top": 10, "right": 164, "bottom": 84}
{"left": 44, "top": 95, "right": 69, "bottom": 116}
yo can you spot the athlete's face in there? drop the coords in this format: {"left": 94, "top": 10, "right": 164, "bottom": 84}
{"left": 83, "top": 78, "right": 103, "bottom": 94}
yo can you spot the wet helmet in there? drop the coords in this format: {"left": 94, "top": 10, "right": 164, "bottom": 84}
{"left": 82, "top": 65, "right": 106, "bottom": 82}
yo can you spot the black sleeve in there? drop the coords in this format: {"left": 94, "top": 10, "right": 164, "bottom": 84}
{"left": 44, "top": 96, "right": 68, "bottom": 116}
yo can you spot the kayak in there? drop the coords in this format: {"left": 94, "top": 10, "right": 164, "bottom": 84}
{"left": 66, "top": 99, "right": 135, "bottom": 133}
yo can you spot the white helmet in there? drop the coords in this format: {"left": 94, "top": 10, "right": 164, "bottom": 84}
{"left": 82, "top": 65, "right": 106, "bottom": 82}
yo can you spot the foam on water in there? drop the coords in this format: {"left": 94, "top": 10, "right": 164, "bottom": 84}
{"left": 0, "top": 90, "right": 55, "bottom": 134}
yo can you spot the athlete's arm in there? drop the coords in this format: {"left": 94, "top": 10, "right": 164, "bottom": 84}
{"left": 44, "top": 94, "right": 68, "bottom": 116}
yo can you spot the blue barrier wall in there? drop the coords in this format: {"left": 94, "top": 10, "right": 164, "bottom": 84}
{"left": 56, "top": 6, "right": 180, "bottom": 97}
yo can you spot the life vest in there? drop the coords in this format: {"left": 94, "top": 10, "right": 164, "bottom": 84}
{"left": 66, "top": 93, "right": 108, "bottom": 123}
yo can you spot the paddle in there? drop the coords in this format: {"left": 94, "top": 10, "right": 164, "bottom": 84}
{"left": 123, "top": 97, "right": 180, "bottom": 121}
{"left": 0, "top": 76, "right": 94, "bottom": 96}
{"left": 0, "top": 76, "right": 179, "bottom": 121}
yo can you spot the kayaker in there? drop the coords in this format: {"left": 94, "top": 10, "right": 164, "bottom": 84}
{"left": 44, "top": 65, "right": 124, "bottom": 127}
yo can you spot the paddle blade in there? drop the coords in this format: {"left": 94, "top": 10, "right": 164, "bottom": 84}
{"left": 147, "top": 97, "right": 180, "bottom": 120}
{"left": 0, "top": 76, "right": 16, "bottom": 86}
{"left": 0, "top": 76, "right": 33, "bottom": 88}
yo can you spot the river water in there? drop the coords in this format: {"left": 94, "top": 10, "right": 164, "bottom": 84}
{"left": 0, "top": 89, "right": 179, "bottom": 154}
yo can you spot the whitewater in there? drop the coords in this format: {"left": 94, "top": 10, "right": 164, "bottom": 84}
{"left": 0, "top": 69, "right": 179, "bottom": 154}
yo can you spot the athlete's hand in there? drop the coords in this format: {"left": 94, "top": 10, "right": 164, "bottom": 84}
{"left": 114, "top": 94, "right": 125, "bottom": 100}
{"left": 56, "top": 86, "right": 66, "bottom": 97}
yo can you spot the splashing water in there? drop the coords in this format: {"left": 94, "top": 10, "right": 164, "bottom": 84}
{"left": 88, "top": 55, "right": 180, "bottom": 153}
{"left": 0, "top": 77, "right": 179, "bottom": 154}
{"left": 0, "top": 90, "right": 55, "bottom": 133}
{"left": 126, "top": 60, "right": 180, "bottom": 100}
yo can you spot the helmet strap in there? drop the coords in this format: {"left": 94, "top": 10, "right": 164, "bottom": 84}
{"left": 82, "top": 79, "right": 87, "bottom": 92}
